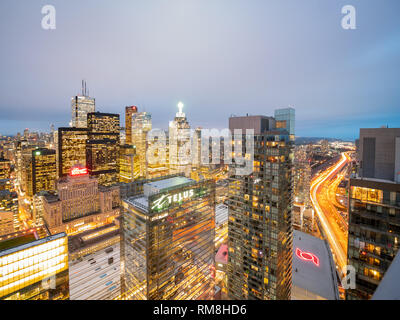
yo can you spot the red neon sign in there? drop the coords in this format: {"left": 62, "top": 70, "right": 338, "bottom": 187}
{"left": 296, "top": 248, "right": 320, "bottom": 267}
{"left": 70, "top": 167, "right": 88, "bottom": 176}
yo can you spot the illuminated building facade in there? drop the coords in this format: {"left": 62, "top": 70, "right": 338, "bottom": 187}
{"left": 0, "top": 229, "right": 69, "bottom": 300}
{"left": 43, "top": 165, "right": 120, "bottom": 236}
{"left": 227, "top": 110, "right": 294, "bottom": 300}
{"left": 0, "top": 190, "right": 18, "bottom": 232}
{"left": 131, "top": 110, "right": 152, "bottom": 179}
{"left": 58, "top": 127, "right": 88, "bottom": 177}
{"left": 0, "top": 211, "right": 14, "bottom": 236}
{"left": 169, "top": 102, "right": 191, "bottom": 177}
{"left": 71, "top": 81, "right": 95, "bottom": 128}
{"left": 30, "top": 148, "right": 57, "bottom": 196}
{"left": 121, "top": 176, "right": 215, "bottom": 300}
{"left": 346, "top": 178, "right": 400, "bottom": 300}
{"left": 86, "top": 112, "right": 120, "bottom": 186}
{"left": 119, "top": 144, "right": 137, "bottom": 183}
{"left": 0, "top": 158, "right": 11, "bottom": 180}
{"left": 125, "top": 106, "right": 138, "bottom": 146}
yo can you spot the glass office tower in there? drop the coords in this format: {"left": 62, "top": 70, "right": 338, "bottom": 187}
{"left": 31, "top": 148, "right": 57, "bottom": 196}
{"left": 86, "top": 112, "right": 120, "bottom": 186}
{"left": 58, "top": 127, "right": 88, "bottom": 177}
{"left": 121, "top": 176, "right": 215, "bottom": 300}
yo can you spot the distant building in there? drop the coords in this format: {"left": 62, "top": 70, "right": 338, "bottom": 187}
{"left": 0, "top": 158, "right": 11, "bottom": 180}
{"left": 131, "top": 109, "right": 152, "bottom": 179}
{"left": 86, "top": 112, "right": 120, "bottom": 186}
{"left": 58, "top": 127, "right": 88, "bottom": 177}
{"left": 71, "top": 81, "right": 95, "bottom": 128}
{"left": 118, "top": 144, "right": 137, "bottom": 183}
{"left": 30, "top": 148, "right": 57, "bottom": 196}
{"left": 274, "top": 107, "right": 295, "bottom": 136}
{"left": 125, "top": 106, "right": 138, "bottom": 146}
{"left": 0, "top": 211, "right": 14, "bottom": 236}
{"left": 169, "top": 103, "right": 191, "bottom": 177}
{"left": 358, "top": 128, "right": 400, "bottom": 182}
{"left": 292, "top": 230, "right": 339, "bottom": 300}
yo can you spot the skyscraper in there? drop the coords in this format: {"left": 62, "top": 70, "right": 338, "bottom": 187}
{"left": 58, "top": 127, "right": 88, "bottom": 177}
{"left": 131, "top": 110, "right": 152, "bottom": 179}
{"left": 121, "top": 176, "right": 215, "bottom": 300}
{"left": 125, "top": 106, "right": 138, "bottom": 146}
{"left": 86, "top": 112, "right": 120, "bottom": 186}
{"left": 71, "top": 80, "right": 95, "bottom": 128}
{"left": 30, "top": 148, "right": 57, "bottom": 196}
{"left": 169, "top": 102, "right": 191, "bottom": 177}
{"left": 0, "top": 228, "right": 69, "bottom": 300}
{"left": 346, "top": 127, "right": 400, "bottom": 300}
{"left": 227, "top": 110, "right": 295, "bottom": 300}
{"left": 118, "top": 144, "right": 137, "bottom": 183}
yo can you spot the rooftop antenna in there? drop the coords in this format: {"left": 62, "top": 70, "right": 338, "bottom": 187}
{"left": 81, "top": 80, "right": 84, "bottom": 96}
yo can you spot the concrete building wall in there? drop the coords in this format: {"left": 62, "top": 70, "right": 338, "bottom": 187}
{"left": 359, "top": 128, "right": 400, "bottom": 181}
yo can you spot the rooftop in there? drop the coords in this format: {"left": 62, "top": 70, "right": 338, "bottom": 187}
{"left": 292, "top": 230, "right": 339, "bottom": 300}
{"left": 0, "top": 229, "right": 65, "bottom": 258}
{"left": 126, "top": 176, "right": 197, "bottom": 213}
{"left": 144, "top": 176, "right": 194, "bottom": 194}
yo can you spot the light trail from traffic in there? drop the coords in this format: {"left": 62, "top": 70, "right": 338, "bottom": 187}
{"left": 310, "top": 152, "right": 351, "bottom": 272}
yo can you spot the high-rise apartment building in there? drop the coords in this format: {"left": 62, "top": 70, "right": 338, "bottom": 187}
{"left": 346, "top": 127, "right": 400, "bottom": 300}
{"left": 0, "top": 211, "right": 14, "bottom": 236}
{"left": 58, "top": 127, "right": 88, "bottom": 178}
{"left": 71, "top": 81, "right": 95, "bottom": 128}
{"left": 86, "top": 112, "right": 120, "bottom": 186}
{"left": 0, "top": 228, "right": 69, "bottom": 300}
{"left": 30, "top": 148, "right": 57, "bottom": 196}
{"left": 227, "top": 109, "right": 295, "bottom": 300}
{"left": 121, "top": 176, "right": 215, "bottom": 300}
{"left": 0, "top": 158, "right": 11, "bottom": 180}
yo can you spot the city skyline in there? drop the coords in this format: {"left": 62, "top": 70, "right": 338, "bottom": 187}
{"left": 1, "top": 1, "right": 400, "bottom": 139}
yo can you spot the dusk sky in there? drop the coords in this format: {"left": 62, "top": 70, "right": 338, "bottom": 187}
{"left": 0, "top": 0, "right": 400, "bottom": 140}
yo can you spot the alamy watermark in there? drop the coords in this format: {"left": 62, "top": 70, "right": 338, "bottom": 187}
{"left": 146, "top": 128, "right": 254, "bottom": 176}
{"left": 341, "top": 5, "right": 356, "bottom": 30}
{"left": 41, "top": 5, "right": 56, "bottom": 30}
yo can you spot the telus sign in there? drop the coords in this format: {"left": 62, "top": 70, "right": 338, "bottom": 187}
{"left": 151, "top": 189, "right": 195, "bottom": 211}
